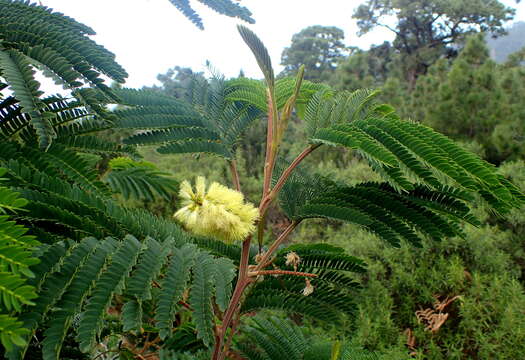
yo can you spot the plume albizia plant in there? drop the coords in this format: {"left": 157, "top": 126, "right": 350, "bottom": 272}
{"left": 113, "top": 25, "right": 524, "bottom": 360}
{"left": 174, "top": 176, "right": 259, "bottom": 243}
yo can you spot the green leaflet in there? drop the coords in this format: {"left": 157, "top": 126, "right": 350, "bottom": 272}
{"left": 126, "top": 237, "right": 171, "bottom": 301}
{"left": 212, "top": 257, "right": 235, "bottom": 312}
{"left": 157, "top": 139, "right": 232, "bottom": 159}
{"left": 0, "top": 314, "right": 30, "bottom": 352}
{"left": 156, "top": 243, "right": 197, "bottom": 340}
{"left": 189, "top": 251, "right": 216, "bottom": 347}
{"left": 0, "top": 47, "right": 53, "bottom": 149}
{"left": 121, "top": 299, "right": 142, "bottom": 333}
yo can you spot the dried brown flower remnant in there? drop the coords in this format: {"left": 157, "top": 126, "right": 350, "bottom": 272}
{"left": 302, "top": 278, "right": 314, "bottom": 296}
{"left": 415, "top": 294, "right": 461, "bottom": 333}
{"left": 415, "top": 308, "right": 449, "bottom": 333}
{"left": 434, "top": 295, "right": 461, "bottom": 312}
{"left": 285, "top": 251, "right": 301, "bottom": 271}
{"left": 404, "top": 328, "right": 417, "bottom": 357}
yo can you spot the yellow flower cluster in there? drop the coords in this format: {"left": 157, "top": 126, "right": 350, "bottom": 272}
{"left": 174, "top": 176, "right": 259, "bottom": 243}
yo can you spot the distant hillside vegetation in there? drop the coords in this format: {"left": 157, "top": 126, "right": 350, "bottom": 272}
{"left": 487, "top": 21, "right": 525, "bottom": 63}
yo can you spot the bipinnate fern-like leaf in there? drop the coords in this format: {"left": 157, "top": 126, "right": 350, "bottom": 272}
{"left": 0, "top": 0, "right": 129, "bottom": 149}
{"left": 0, "top": 94, "right": 135, "bottom": 159}
{"left": 167, "top": 0, "right": 254, "bottom": 30}
{"left": 0, "top": 141, "right": 190, "bottom": 244}
{"left": 103, "top": 158, "right": 178, "bottom": 201}
{"left": 278, "top": 125, "right": 517, "bottom": 247}
{"left": 237, "top": 25, "right": 274, "bottom": 87}
{"left": 114, "top": 83, "right": 262, "bottom": 159}
{"left": 14, "top": 236, "right": 238, "bottom": 359}
{"left": 77, "top": 235, "right": 142, "bottom": 352}
{"left": 294, "top": 182, "right": 479, "bottom": 247}
{"left": 0, "top": 47, "right": 54, "bottom": 148}
{"left": 0, "top": 314, "right": 30, "bottom": 352}
{"left": 0, "top": 0, "right": 127, "bottom": 86}
{"left": 41, "top": 238, "right": 117, "bottom": 360}
{"left": 236, "top": 316, "right": 380, "bottom": 360}
{"left": 21, "top": 239, "right": 104, "bottom": 337}
{"left": 244, "top": 244, "right": 363, "bottom": 323}
{"left": 310, "top": 113, "right": 524, "bottom": 214}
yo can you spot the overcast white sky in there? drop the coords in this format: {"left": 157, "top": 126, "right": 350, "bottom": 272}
{"left": 41, "top": 0, "right": 524, "bottom": 88}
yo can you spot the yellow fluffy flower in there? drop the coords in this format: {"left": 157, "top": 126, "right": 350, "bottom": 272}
{"left": 174, "top": 176, "right": 259, "bottom": 243}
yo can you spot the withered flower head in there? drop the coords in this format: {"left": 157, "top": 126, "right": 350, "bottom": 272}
{"left": 285, "top": 251, "right": 301, "bottom": 270}
{"left": 302, "top": 278, "right": 314, "bottom": 296}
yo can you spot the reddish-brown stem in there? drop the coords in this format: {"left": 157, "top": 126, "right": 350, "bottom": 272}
{"left": 212, "top": 99, "right": 317, "bottom": 360}
{"left": 223, "top": 311, "right": 241, "bottom": 356}
{"left": 254, "top": 221, "right": 299, "bottom": 272}
{"left": 259, "top": 144, "right": 320, "bottom": 217}
{"left": 178, "top": 300, "right": 192, "bottom": 310}
{"left": 229, "top": 160, "right": 242, "bottom": 192}
{"left": 270, "top": 144, "right": 320, "bottom": 200}
{"left": 213, "top": 222, "right": 298, "bottom": 359}
{"left": 248, "top": 270, "right": 318, "bottom": 278}
{"left": 212, "top": 238, "right": 251, "bottom": 360}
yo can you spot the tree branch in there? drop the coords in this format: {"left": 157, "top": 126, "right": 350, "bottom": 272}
{"left": 253, "top": 221, "right": 299, "bottom": 272}
{"left": 248, "top": 269, "right": 318, "bottom": 278}
{"left": 259, "top": 144, "right": 320, "bottom": 217}
{"left": 229, "top": 160, "right": 242, "bottom": 192}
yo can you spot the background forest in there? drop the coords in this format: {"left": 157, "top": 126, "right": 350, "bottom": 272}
{"left": 1, "top": 0, "right": 525, "bottom": 359}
